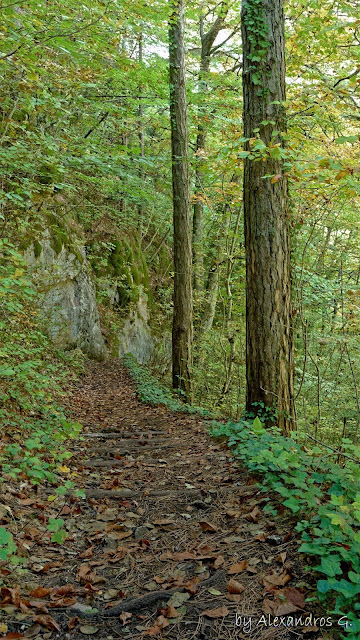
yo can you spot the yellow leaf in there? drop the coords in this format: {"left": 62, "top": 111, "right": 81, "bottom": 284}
{"left": 48, "top": 495, "right": 57, "bottom": 502}
{"left": 271, "top": 174, "right": 282, "bottom": 183}
{"left": 58, "top": 465, "right": 71, "bottom": 473}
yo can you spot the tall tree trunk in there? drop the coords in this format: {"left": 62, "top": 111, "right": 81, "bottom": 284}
{"left": 193, "top": 8, "right": 228, "bottom": 293}
{"left": 242, "top": 0, "right": 295, "bottom": 434}
{"left": 169, "top": 0, "right": 193, "bottom": 402}
{"left": 202, "top": 263, "right": 219, "bottom": 333}
{"left": 137, "top": 32, "right": 145, "bottom": 228}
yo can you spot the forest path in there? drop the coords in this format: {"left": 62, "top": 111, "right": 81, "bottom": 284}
{"left": 4, "top": 360, "right": 317, "bottom": 640}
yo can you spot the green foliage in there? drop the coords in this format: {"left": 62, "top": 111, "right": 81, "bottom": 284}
{"left": 243, "top": 0, "right": 270, "bottom": 87}
{"left": 47, "top": 518, "right": 68, "bottom": 544}
{"left": 211, "top": 417, "right": 360, "bottom": 636}
{"left": 0, "top": 239, "right": 83, "bottom": 485}
{"left": 123, "top": 354, "right": 211, "bottom": 417}
{"left": 0, "top": 528, "right": 18, "bottom": 563}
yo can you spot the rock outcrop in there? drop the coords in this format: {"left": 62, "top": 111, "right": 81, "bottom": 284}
{"left": 117, "top": 293, "right": 154, "bottom": 364}
{"left": 24, "top": 232, "right": 106, "bottom": 360}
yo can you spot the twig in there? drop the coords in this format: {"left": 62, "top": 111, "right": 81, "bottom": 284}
{"left": 333, "top": 66, "right": 360, "bottom": 88}
{"left": 304, "top": 432, "right": 360, "bottom": 465}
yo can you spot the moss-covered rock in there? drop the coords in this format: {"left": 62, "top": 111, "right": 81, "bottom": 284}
{"left": 34, "top": 240, "right": 42, "bottom": 258}
{"left": 23, "top": 228, "right": 106, "bottom": 361}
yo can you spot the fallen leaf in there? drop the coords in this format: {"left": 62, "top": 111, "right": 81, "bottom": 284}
{"left": 162, "top": 605, "right": 178, "bottom": 618}
{"left": 262, "top": 598, "right": 275, "bottom": 614}
{"left": 228, "top": 560, "right": 247, "bottom": 574}
{"left": 79, "top": 547, "right": 94, "bottom": 559}
{"left": 79, "top": 625, "right": 99, "bottom": 635}
{"left": 24, "top": 624, "right": 42, "bottom": 638}
{"left": 227, "top": 579, "right": 245, "bottom": 595}
{"left": 214, "top": 555, "right": 224, "bottom": 569}
{"left": 263, "top": 569, "right": 291, "bottom": 587}
{"left": 201, "top": 606, "right": 229, "bottom": 618}
{"left": 116, "top": 530, "right": 133, "bottom": 541}
{"left": 77, "top": 565, "right": 91, "bottom": 581}
{"left": 58, "top": 465, "right": 71, "bottom": 473}
{"left": 28, "top": 600, "right": 49, "bottom": 611}
{"left": 208, "top": 588, "right": 222, "bottom": 596}
{"left": 185, "top": 577, "right": 200, "bottom": 595}
{"left": 284, "top": 587, "right": 306, "bottom": 609}
{"left": 171, "top": 551, "right": 195, "bottom": 561}
{"left": 226, "top": 593, "right": 243, "bottom": 603}
{"left": 273, "top": 601, "right": 299, "bottom": 615}
{"left": 1, "top": 586, "right": 20, "bottom": 606}
{"left": 276, "top": 552, "right": 287, "bottom": 564}
{"left": 152, "top": 519, "right": 175, "bottom": 526}
{"left": 167, "top": 592, "right": 190, "bottom": 608}
{"left": 245, "top": 505, "right": 261, "bottom": 522}
{"left": 49, "top": 596, "right": 77, "bottom": 608}
{"left": 68, "top": 618, "right": 80, "bottom": 631}
{"left": 199, "top": 521, "right": 217, "bottom": 533}
{"left": 33, "top": 615, "right": 60, "bottom": 632}
{"left": 0, "top": 634, "right": 25, "bottom": 639}
{"left": 29, "top": 587, "right": 52, "bottom": 598}
{"left": 146, "top": 615, "right": 169, "bottom": 636}
{"left": 120, "top": 611, "right": 132, "bottom": 625}
{"left": 52, "top": 584, "right": 76, "bottom": 596}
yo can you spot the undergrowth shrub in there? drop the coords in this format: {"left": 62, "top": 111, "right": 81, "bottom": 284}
{"left": 211, "top": 417, "right": 360, "bottom": 638}
{"left": 0, "top": 239, "right": 84, "bottom": 563}
{"left": 123, "top": 353, "right": 212, "bottom": 417}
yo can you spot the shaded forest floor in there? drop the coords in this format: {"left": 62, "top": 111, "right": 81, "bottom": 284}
{"left": 2, "top": 360, "right": 330, "bottom": 640}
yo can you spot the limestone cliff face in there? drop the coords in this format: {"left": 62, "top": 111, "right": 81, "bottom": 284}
{"left": 23, "top": 228, "right": 162, "bottom": 364}
{"left": 117, "top": 294, "right": 154, "bottom": 364}
{"left": 24, "top": 232, "right": 106, "bottom": 360}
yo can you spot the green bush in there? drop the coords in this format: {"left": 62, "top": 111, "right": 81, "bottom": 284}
{"left": 123, "top": 353, "right": 212, "bottom": 417}
{"left": 0, "top": 238, "right": 84, "bottom": 484}
{"left": 210, "top": 416, "right": 360, "bottom": 637}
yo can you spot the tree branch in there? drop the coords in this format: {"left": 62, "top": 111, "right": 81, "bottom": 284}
{"left": 333, "top": 66, "right": 360, "bottom": 88}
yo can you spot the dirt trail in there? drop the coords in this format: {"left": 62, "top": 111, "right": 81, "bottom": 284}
{"left": 2, "top": 360, "right": 321, "bottom": 640}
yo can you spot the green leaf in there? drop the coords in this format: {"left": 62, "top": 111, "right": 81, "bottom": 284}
{"left": 252, "top": 417, "right": 265, "bottom": 434}
{"left": 51, "top": 529, "right": 67, "bottom": 544}
{"left": 283, "top": 496, "right": 301, "bottom": 513}
{"left": 0, "top": 367, "right": 15, "bottom": 377}
{"left": 317, "top": 579, "right": 333, "bottom": 594}
{"left": 316, "top": 556, "right": 342, "bottom": 578}
{"left": 47, "top": 518, "right": 65, "bottom": 532}
{"left": 0, "top": 527, "right": 13, "bottom": 545}
{"left": 334, "top": 135, "right": 358, "bottom": 144}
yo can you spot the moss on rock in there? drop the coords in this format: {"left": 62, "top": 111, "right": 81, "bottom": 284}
{"left": 34, "top": 240, "right": 42, "bottom": 258}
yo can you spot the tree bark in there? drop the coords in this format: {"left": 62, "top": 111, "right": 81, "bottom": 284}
{"left": 169, "top": 0, "right": 193, "bottom": 402}
{"left": 137, "top": 32, "right": 145, "bottom": 227}
{"left": 193, "top": 7, "right": 229, "bottom": 293}
{"left": 202, "top": 263, "right": 219, "bottom": 333}
{"left": 242, "top": 0, "right": 295, "bottom": 434}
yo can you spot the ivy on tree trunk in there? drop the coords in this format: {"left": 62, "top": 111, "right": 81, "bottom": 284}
{"left": 241, "top": 0, "right": 295, "bottom": 434}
